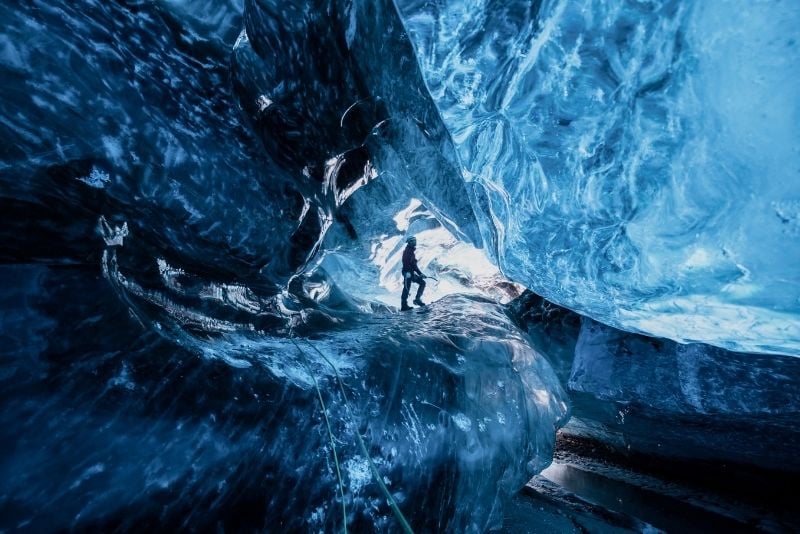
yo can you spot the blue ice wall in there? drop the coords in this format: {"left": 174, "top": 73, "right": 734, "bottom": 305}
{"left": 568, "top": 318, "right": 800, "bottom": 471}
{"left": 510, "top": 291, "right": 800, "bottom": 473}
{"left": 397, "top": 0, "right": 800, "bottom": 355}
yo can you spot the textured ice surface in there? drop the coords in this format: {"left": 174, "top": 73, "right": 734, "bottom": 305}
{"left": 6, "top": 0, "right": 796, "bottom": 354}
{"left": 0, "top": 0, "right": 306, "bottom": 288}
{"left": 397, "top": 0, "right": 800, "bottom": 354}
{"left": 0, "top": 265, "right": 567, "bottom": 532}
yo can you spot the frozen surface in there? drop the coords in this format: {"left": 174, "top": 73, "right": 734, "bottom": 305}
{"left": 397, "top": 0, "right": 800, "bottom": 354}
{"left": 4, "top": 0, "right": 797, "bottom": 355}
{"left": 0, "top": 265, "right": 567, "bottom": 531}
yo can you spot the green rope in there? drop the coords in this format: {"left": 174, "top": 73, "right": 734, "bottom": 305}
{"left": 284, "top": 327, "right": 348, "bottom": 534}
{"left": 301, "top": 338, "right": 414, "bottom": 534}
{"left": 277, "top": 300, "right": 413, "bottom": 533}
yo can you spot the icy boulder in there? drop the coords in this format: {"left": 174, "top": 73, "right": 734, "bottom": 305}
{"left": 312, "top": 294, "right": 570, "bottom": 531}
{"left": 397, "top": 0, "right": 800, "bottom": 355}
{"left": 565, "top": 319, "right": 800, "bottom": 471}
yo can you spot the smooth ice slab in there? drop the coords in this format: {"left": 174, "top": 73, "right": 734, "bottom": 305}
{"left": 565, "top": 318, "right": 800, "bottom": 471}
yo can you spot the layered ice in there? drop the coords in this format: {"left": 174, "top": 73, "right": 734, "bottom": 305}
{"left": 509, "top": 292, "right": 800, "bottom": 472}
{"left": 565, "top": 319, "right": 800, "bottom": 471}
{"left": 397, "top": 0, "right": 800, "bottom": 355}
{"left": 0, "top": 0, "right": 305, "bottom": 289}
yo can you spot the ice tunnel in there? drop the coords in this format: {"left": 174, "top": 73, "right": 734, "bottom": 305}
{"left": 0, "top": 0, "right": 798, "bottom": 531}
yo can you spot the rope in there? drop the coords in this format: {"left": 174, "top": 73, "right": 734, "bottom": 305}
{"left": 277, "top": 300, "right": 414, "bottom": 533}
{"left": 300, "top": 338, "right": 414, "bottom": 534}
{"left": 281, "top": 316, "right": 348, "bottom": 534}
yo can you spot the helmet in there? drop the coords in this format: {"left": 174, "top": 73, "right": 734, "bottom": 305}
{"left": 406, "top": 236, "right": 416, "bottom": 244}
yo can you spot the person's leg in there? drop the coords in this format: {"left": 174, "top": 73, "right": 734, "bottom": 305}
{"left": 413, "top": 274, "right": 426, "bottom": 303}
{"left": 401, "top": 273, "right": 411, "bottom": 308}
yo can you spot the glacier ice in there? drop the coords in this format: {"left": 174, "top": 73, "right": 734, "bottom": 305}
{"left": 1, "top": 0, "right": 799, "bottom": 530}
{"left": 565, "top": 318, "right": 800, "bottom": 471}
{"left": 0, "top": 0, "right": 310, "bottom": 290}
{"left": 0, "top": 264, "right": 567, "bottom": 531}
{"left": 508, "top": 291, "right": 800, "bottom": 473}
{"left": 396, "top": 0, "right": 800, "bottom": 355}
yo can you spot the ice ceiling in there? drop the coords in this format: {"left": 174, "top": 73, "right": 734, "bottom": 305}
{"left": 385, "top": 0, "right": 800, "bottom": 355}
{"left": 263, "top": 0, "right": 800, "bottom": 355}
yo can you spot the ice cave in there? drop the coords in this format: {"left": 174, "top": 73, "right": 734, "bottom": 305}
{"left": 0, "top": 0, "right": 798, "bottom": 531}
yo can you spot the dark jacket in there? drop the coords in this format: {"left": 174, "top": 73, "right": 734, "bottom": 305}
{"left": 402, "top": 244, "right": 421, "bottom": 274}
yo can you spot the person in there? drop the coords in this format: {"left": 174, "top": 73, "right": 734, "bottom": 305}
{"left": 400, "top": 235, "right": 426, "bottom": 311}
